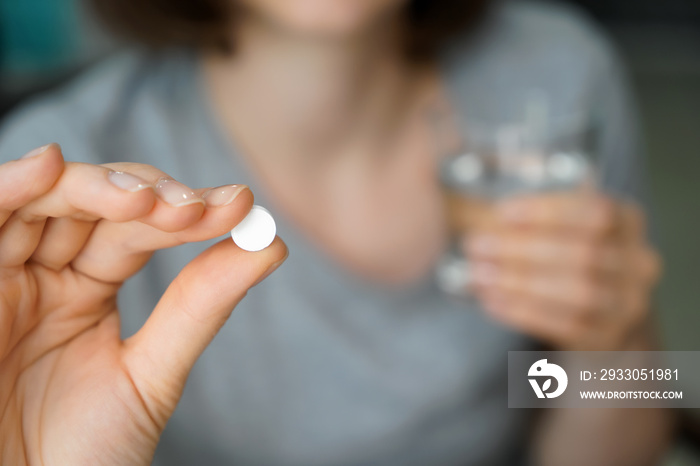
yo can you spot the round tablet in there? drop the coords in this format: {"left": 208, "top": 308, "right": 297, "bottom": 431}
{"left": 231, "top": 205, "right": 277, "bottom": 252}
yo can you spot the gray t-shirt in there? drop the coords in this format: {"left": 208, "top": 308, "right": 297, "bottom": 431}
{"left": 0, "top": 2, "right": 647, "bottom": 465}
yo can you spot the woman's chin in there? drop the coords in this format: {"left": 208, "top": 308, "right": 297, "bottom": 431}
{"left": 240, "top": 0, "right": 402, "bottom": 39}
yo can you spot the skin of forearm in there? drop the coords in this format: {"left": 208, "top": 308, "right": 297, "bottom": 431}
{"left": 532, "top": 406, "right": 675, "bottom": 466}
{"left": 532, "top": 323, "right": 677, "bottom": 466}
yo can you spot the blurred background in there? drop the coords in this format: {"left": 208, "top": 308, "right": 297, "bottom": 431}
{"left": 2, "top": 0, "right": 699, "bottom": 463}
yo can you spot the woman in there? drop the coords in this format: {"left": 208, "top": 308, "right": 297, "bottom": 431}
{"left": 0, "top": 0, "right": 670, "bottom": 464}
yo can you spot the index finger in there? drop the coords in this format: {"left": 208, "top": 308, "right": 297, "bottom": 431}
{"left": 0, "top": 144, "right": 64, "bottom": 226}
{"left": 495, "top": 192, "right": 617, "bottom": 235}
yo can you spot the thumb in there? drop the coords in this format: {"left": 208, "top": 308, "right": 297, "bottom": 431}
{"left": 122, "top": 236, "right": 287, "bottom": 426}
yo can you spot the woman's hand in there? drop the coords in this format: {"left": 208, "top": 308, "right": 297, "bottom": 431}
{"left": 459, "top": 192, "right": 660, "bottom": 350}
{"left": 0, "top": 144, "right": 287, "bottom": 465}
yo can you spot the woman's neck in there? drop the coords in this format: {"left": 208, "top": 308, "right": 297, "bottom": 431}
{"left": 203, "top": 12, "right": 426, "bottom": 166}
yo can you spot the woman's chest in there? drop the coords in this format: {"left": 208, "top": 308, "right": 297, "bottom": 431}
{"left": 266, "top": 142, "right": 449, "bottom": 285}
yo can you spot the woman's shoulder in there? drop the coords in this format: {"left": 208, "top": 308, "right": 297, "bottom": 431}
{"left": 447, "top": 0, "right": 616, "bottom": 65}
{"left": 441, "top": 0, "right": 624, "bottom": 120}
{"left": 0, "top": 50, "right": 196, "bottom": 164}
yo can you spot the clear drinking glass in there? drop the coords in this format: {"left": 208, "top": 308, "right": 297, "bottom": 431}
{"left": 434, "top": 95, "right": 597, "bottom": 298}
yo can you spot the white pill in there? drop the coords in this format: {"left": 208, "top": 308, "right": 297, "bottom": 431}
{"left": 231, "top": 205, "right": 276, "bottom": 252}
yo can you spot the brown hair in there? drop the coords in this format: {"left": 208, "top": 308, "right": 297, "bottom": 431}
{"left": 90, "top": 0, "right": 491, "bottom": 62}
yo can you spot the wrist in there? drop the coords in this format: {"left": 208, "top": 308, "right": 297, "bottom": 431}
{"left": 618, "top": 318, "right": 658, "bottom": 351}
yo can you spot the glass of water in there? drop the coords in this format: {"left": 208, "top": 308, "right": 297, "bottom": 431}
{"left": 434, "top": 96, "right": 597, "bottom": 298}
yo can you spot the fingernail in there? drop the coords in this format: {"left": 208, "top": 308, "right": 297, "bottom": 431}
{"left": 19, "top": 143, "right": 53, "bottom": 159}
{"left": 107, "top": 170, "right": 152, "bottom": 192}
{"left": 472, "top": 262, "right": 500, "bottom": 286}
{"left": 155, "top": 177, "right": 202, "bottom": 206}
{"left": 202, "top": 184, "right": 247, "bottom": 207}
{"left": 252, "top": 253, "right": 288, "bottom": 287}
{"left": 468, "top": 235, "right": 498, "bottom": 255}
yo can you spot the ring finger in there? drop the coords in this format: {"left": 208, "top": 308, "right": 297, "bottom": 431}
{"left": 470, "top": 261, "right": 614, "bottom": 316}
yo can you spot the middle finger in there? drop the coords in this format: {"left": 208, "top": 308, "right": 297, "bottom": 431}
{"left": 464, "top": 232, "right": 619, "bottom": 274}
{"left": 470, "top": 262, "right": 612, "bottom": 314}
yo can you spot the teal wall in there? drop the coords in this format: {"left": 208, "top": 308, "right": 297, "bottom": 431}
{"left": 1, "top": 0, "right": 80, "bottom": 73}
